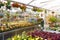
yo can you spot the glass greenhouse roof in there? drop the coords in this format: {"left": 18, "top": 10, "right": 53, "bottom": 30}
{"left": 12, "top": 0, "right": 33, "bottom": 4}
{"left": 5, "top": 0, "right": 60, "bottom": 12}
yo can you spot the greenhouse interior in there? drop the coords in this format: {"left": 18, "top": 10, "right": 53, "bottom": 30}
{"left": 0, "top": 0, "right": 60, "bottom": 40}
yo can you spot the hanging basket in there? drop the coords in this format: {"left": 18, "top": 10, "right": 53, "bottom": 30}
{"left": 32, "top": 7, "right": 37, "bottom": 12}
{"left": 32, "top": 7, "right": 43, "bottom": 12}
{"left": 20, "top": 4, "right": 26, "bottom": 12}
{"left": 37, "top": 8, "right": 43, "bottom": 12}
{"left": 12, "top": 2, "right": 20, "bottom": 8}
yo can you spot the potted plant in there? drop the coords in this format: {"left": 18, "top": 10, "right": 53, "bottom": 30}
{"left": 49, "top": 16, "right": 57, "bottom": 27}
{"left": 32, "top": 7, "right": 43, "bottom": 12}
{"left": 20, "top": 4, "right": 26, "bottom": 12}
{"left": 6, "top": 0, "right": 11, "bottom": 9}
{"left": 0, "top": 2, "right": 4, "bottom": 8}
{"left": 12, "top": 2, "right": 20, "bottom": 8}
{"left": 32, "top": 7, "right": 37, "bottom": 12}
{"left": 37, "top": 8, "right": 43, "bottom": 12}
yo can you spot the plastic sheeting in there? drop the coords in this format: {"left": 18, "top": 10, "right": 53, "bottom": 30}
{"left": 11, "top": 0, "right": 60, "bottom": 12}
{"left": 12, "top": 0, "right": 33, "bottom": 4}
{"left": 30, "top": 0, "right": 60, "bottom": 12}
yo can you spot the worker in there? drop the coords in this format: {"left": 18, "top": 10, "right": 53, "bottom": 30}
{"left": 40, "top": 18, "right": 44, "bottom": 30}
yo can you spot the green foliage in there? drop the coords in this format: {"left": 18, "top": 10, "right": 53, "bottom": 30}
{"left": 20, "top": 5, "right": 26, "bottom": 12}
{"left": 32, "top": 7, "right": 43, "bottom": 12}
{"left": 49, "top": 16, "right": 57, "bottom": 23}
{"left": 32, "top": 7, "right": 37, "bottom": 11}
{"left": 54, "top": 25, "right": 60, "bottom": 27}
{"left": 0, "top": 2, "right": 4, "bottom": 8}
{"left": 37, "top": 8, "right": 43, "bottom": 12}
{"left": 7, "top": 38, "right": 12, "bottom": 40}
{"left": 0, "top": 3, "right": 4, "bottom": 6}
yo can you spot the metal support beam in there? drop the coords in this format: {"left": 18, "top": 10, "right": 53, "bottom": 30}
{"left": 27, "top": 0, "right": 35, "bottom": 5}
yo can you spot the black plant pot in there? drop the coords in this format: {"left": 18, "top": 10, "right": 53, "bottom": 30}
{"left": 0, "top": 3, "right": 4, "bottom": 8}
{"left": 6, "top": 5, "right": 11, "bottom": 9}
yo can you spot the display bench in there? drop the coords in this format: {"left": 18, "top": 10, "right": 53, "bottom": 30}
{"left": 43, "top": 24, "right": 60, "bottom": 33}
{"left": 0, "top": 24, "right": 41, "bottom": 40}
{"left": 43, "top": 30, "right": 60, "bottom": 34}
{"left": 44, "top": 30, "right": 60, "bottom": 33}
{"left": 43, "top": 26, "right": 60, "bottom": 34}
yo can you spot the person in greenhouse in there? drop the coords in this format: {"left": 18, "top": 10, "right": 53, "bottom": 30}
{"left": 40, "top": 18, "right": 44, "bottom": 30}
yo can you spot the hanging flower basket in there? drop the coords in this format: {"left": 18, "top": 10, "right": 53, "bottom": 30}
{"left": 12, "top": 2, "right": 20, "bottom": 8}
{"left": 32, "top": 7, "right": 43, "bottom": 12}
{"left": 20, "top": 4, "right": 26, "bottom": 12}
{"left": 32, "top": 7, "right": 37, "bottom": 12}
{"left": 37, "top": 8, "right": 43, "bottom": 12}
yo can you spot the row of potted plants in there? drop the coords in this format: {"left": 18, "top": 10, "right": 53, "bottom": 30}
{"left": 7, "top": 30, "right": 60, "bottom": 40}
